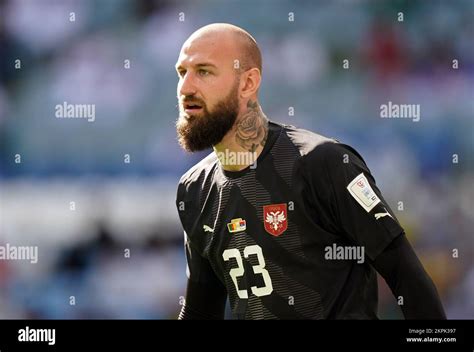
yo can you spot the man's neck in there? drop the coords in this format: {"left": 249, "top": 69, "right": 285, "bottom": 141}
{"left": 214, "top": 99, "right": 269, "bottom": 172}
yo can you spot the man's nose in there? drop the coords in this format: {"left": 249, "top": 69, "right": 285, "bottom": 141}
{"left": 178, "top": 72, "right": 197, "bottom": 97}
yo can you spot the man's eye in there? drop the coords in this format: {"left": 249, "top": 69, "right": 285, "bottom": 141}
{"left": 198, "top": 69, "right": 210, "bottom": 76}
{"left": 178, "top": 70, "right": 186, "bottom": 77}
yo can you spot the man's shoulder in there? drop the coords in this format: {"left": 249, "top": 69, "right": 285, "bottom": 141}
{"left": 277, "top": 122, "right": 363, "bottom": 167}
{"left": 280, "top": 122, "right": 339, "bottom": 157}
{"left": 177, "top": 151, "right": 219, "bottom": 192}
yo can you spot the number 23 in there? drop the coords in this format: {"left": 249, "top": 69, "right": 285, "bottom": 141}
{"left": 222, "top": 245, "right": 273, "bottom": 299}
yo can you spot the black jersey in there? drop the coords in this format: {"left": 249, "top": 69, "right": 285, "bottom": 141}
{"left": 176, "top": 121, "right": 404, "bottom": 319}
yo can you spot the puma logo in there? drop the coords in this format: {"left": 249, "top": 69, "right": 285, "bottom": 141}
{"left": 203, "top": 225, "right": 214, "bottom": 233}
{"left": 374, "top": 212, "right": 393, "bottom": 220}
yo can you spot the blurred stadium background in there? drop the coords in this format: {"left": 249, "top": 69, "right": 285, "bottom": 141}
{"left": 0, "top": 0, "right": 472, "bottom": 319}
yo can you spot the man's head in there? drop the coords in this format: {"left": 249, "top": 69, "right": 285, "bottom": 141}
{"left": 175, "top": 23, "right": 262, "bottom": 152}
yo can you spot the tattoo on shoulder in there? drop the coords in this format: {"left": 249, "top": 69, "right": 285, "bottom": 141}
{"left": 235, "top": 100, "right": 268, "bottom": 153}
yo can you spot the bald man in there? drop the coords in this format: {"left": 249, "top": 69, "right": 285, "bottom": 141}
{"left": 175, "top": 23, "right": 445, "bottom": 320}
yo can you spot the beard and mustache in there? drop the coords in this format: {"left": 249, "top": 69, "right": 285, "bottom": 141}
{"left": 176, "top": 79, "right": 240, "bottom": 152}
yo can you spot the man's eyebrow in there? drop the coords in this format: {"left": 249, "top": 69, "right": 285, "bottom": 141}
{"left": 175, "top": 62, "right": 217, "bottom": 71}
{"left": 195, "top": 63, "right": 217, "bottom": 69}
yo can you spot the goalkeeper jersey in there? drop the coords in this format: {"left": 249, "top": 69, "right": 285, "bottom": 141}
{"left": 176, "top": 121, "right": 404, "bottom": 319}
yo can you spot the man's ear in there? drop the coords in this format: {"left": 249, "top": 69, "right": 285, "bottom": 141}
{"left": 240, "top": 68, "right": 261, "bottom": 98}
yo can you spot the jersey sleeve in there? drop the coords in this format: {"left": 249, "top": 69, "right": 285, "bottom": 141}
{"left": 303, "top": 142, "right": 404, "bottom": 260}
{"left": 178, "top": 232, "right": 227, "bottom": 319}
{"left": 183, "top": 231, "right": 220, "bottom": 284}
{"left": 176, "top": 175, "right": 220, "bottom": 284}
{"left": 176, "top": 174, "right": 227, "bottom": 318}
{"left": 372, "top": 235, "right": 446, "bottom": 319}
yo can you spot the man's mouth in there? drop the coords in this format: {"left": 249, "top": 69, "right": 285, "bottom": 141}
{"left": 183, "top": 102, "right": 203, "bottom": 114}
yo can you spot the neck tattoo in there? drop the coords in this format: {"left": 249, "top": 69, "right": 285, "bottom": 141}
{"left": 235, "top": 100, "right": 269, "bottom": 153}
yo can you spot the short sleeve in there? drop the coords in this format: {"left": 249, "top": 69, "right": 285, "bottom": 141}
{"left": 304, "top": 142, "right": 404, "bottom": 260}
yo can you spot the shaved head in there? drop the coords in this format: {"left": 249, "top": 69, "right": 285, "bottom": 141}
{"left": 184, "top": 23, "right": 262, "bottom": 75}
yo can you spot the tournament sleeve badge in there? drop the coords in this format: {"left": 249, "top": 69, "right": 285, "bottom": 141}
{"left": 263, "top": 203, "right": 288, "bottom": 236}
{"left": 347, "top": 173, "right": 381, "bottom": 212}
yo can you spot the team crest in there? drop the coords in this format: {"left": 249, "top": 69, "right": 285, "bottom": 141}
{"left": 263, "top": 203, "right": 288, "bottom": 236}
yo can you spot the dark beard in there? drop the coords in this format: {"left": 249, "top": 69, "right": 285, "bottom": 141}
{"left": 176, "top": 82, "right": 239, "bottom": 152}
